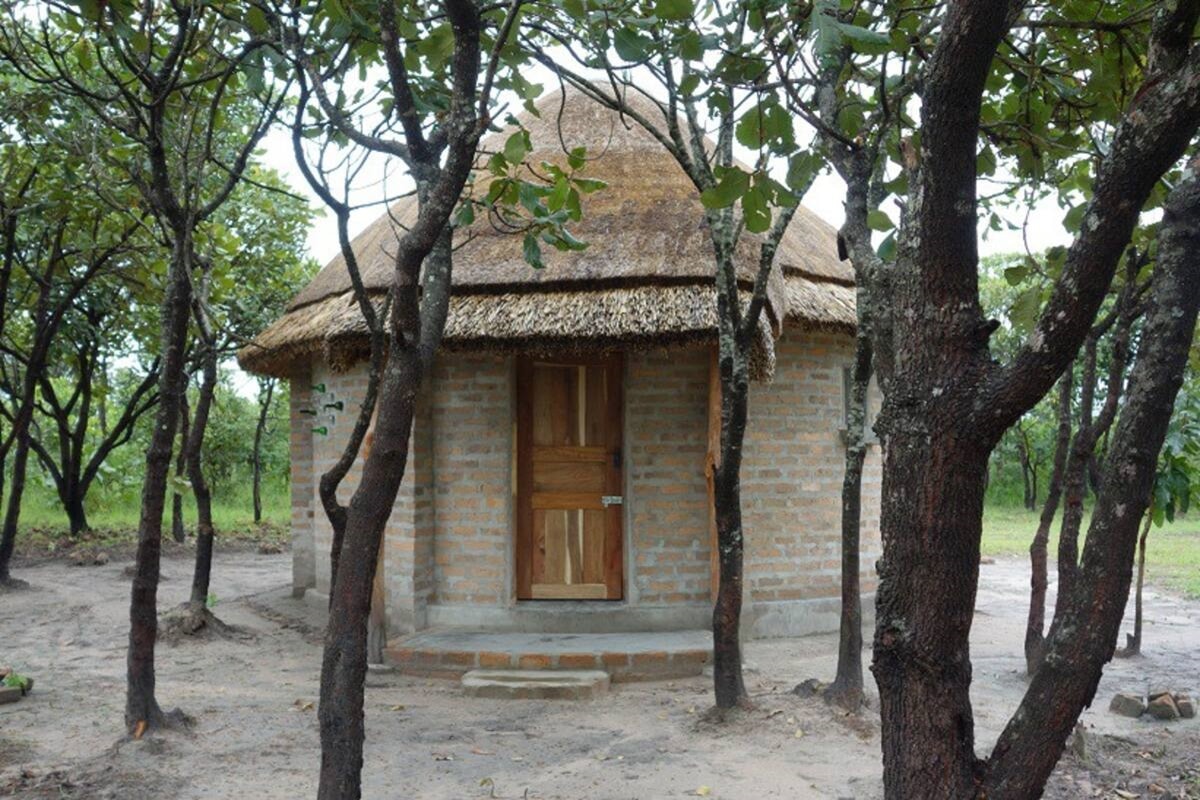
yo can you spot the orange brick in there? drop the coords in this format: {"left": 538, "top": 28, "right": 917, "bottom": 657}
{"left": 517, "top": 654, "right": 552, "bottom": 670}
{"left": 557, "top": 653, "right": 599, "bottom": 669}
{"left": 478, "top": 651, "right": 513, "bottom": 669}
{"left": 441, "top": 650, "right": 476, "bottom": 668}
{"left": 600, "top": 652, "right": 630, "bottom": 668}
{"left": 631, "top": 650, "right": 670, "bottom": 667}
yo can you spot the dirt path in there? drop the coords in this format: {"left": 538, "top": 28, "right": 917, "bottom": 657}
{"left": 1, "top": 554, "right": 1197, "bottom": 799}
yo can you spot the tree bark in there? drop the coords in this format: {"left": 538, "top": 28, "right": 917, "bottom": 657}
{"left": 65, "top": 494, "right": 90, "bottom": 538}
{"left": 1055, "top": 263, "right": 1140, "bottom": 621}
{"left": 825, "top": 332, "right": 871, "bottom": 711}
{"left": 1026, "top": 372, "right": 1072, "bottom": 674}
{"left": 186, "top": 333, "right": 218, "bottom": 609}
{"left": 126, "top": 235, "right": 193, "bottom": 733}
{"left": 171, "top": 388, "right": 190, "bottom": 544}
{"left": 1016, "top": 428, "right": 1035, "bottom": 510}
{"left": 252, "top": 378, "right": 275, "bottom": 524}
{"left": 981, "top": 163, "right": 1200, "bottom": 799}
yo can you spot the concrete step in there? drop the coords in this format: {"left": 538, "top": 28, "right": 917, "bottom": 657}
{"left": 386, "top": 629, "right": 711, "bottom": 682}
{"left": 462, "top": 669, "right": 610, "bottom": 700}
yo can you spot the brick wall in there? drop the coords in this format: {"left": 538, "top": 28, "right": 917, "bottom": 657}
{"left": 742, "top": 330, "right": 882, "bottom": 604}
{"left": 306, "top": 361, "right": 370, "bottom": 595}
{"left": 625, "top": 348, "right": 712, "bottom": 606}
{"left": 288, "top": 368, "right": 315, "bottom": 596}
{"left": 290, "top": 332, "right": 882, "bottom": 636}
{"left": 428, "top": 353, "right": 512, "bottom": 606}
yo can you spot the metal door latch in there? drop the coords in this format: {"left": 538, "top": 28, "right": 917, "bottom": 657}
{"left": 601, "top": 495, "right": 623, "bottom": 507}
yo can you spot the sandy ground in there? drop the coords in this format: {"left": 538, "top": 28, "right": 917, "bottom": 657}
{"left": 1, "top": 552, "right": 1197, "bottom": 799}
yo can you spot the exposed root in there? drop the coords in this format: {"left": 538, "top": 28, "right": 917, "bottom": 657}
{"left": 121, "top": 705, "right": 194, "bottom": 746}
{"left": 700, "top": 696, "right": 756, "bottom": 724}
{"left": 1114, "top": 633, "right": 1142, "bottom": 659}
{"left": 159, "top": 603, "right": 249, "bottom": 643}
{"left": 823, "top": 680, "right": 868, "bottom": 713}
{"left": 0, "top": 576, "right": 30, "bottom": 593}
{"left": 794, "top": 676, "right": 869, "bottom": 714}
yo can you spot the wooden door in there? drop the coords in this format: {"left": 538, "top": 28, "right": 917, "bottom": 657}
{"left": 516, "top": 354, "right": 623, "bottom": 600}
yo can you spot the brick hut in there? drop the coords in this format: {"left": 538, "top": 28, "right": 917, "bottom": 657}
{"left": 239, "top": 91, "right": 881, "bottom": 652}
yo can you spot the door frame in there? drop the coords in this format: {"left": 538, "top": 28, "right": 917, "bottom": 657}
{"left": 515, "top": 353, "right": 624, "bottom": 600}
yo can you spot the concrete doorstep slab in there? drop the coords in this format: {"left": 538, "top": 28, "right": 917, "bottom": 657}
{"left": 461, "top": 669, "right": 610, "bottom": 700}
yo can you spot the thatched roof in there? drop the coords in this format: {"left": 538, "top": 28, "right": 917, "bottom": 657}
{"left": 239, "top": 90, "right": 854, "bottom": 379}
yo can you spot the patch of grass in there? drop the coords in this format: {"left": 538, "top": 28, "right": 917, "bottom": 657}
{"left": 13, "top": 480, "right": 290, "bottom": 559}
{"left": 982, "top": 502, "right": 1200, "bottom": 599}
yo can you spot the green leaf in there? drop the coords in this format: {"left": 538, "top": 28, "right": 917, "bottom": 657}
{"left": 1003, "top": 264, "right": 1028, "bottom": 286}
{"left": 548, "top": 177, "right": 570, "bottom": 212}
{"left": 567, "top": 146, "right": 587, "bottom": 170}
{"left": 1009, "top": 287, "right": 1042, "bottom": 334}
{"left": 1063, "top": 203, "right": 1086, "bottom": 233}
{"left": 742, "top": 185, "right": 771, "bottom": 233}
{"left": 503, "top": 131, "right": 529, "bottom": 164}
{"left": 613, "top": 27, "right": 650, "bottom": 62}
{"left": 455, "top": 202, "right": 475, "bottom": 227}
{"left": 680, "top": 31, "right": 704, "bottom": 61}
{"left": 867, "top": 210, "right": 893, "bottom": 231}
{"left": 572, "top": 177, "right": 606, "bottom": 194}
{"left": 786, "top": 152, "right": 821, "bottom": 193}
{"left": 700, "top": 168, "right": 750, "bottom": 209}
{"left": 678, "top": 73, "right": 701, "bottom": 97}
{"left": 835, "top": 22, "right": 891, "bottom": 55}
{"left": 876, "top": 232, "right": 896, "bottom": 261}
{"left": 654, "top": 0, "right": 694, "bottom": 21}
{"left": 246, "top": 6, "right": 269, "bottom": 34}
{"left": 523, "top": 231, "right": 544, "bottom": 269}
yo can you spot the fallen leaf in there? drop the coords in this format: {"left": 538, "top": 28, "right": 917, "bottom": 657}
{"left": 765, "top": 709, "right": 783, "bottom": 719}
{"left": 794, "top": 729, "right": 805, "bottom": 739}
{"left": 389, "top": 704, "right": 406, "bottom": 711}
{"left": 471, "top": 748, "right": 495, "bottom": 756}
{"left": 695, "top": 787, "right": 712, "bottom": 797}
{"left": 293, "top": 700, "right": 314, "bottom": 712}
{"left": 133, "top": 720, "right": 147, "bottom": 740}
{"left": 1114, "top": 790, "right": 1139, "bottom": 799}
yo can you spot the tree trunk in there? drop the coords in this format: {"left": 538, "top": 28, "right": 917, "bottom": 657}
{"left": 172, "top": 390, "right": 190, "bottom": 544}
{"left": 1119, "top": 510, "right": 1154, "bottom": 657}
{"left": 187, "top": 340, "right": 218, "bottom": 609}
{"left": 252, "top": 379, "right": 274, "bottom": 524}
{"left": 981, "top": 167, "right": 1200, "bottom": 799}
{"left": 65, "top": 492, "right": 90, "bottom": 538}
{"left": 711, "top": 454, "right": 749, "bottom": 710}
{"left": 1017, "top": 434, "right": 1035, "bottom": 511}
{"left": 0, "top": 433, "right": 33, "bottom": 584}
{"left": 873, "top": 426, "right": 991, "bottom": 798}
{"left": 825, "top": 332, "right": 871, "bottom": 711}
{"left": 318, "top": 346, "right": 422, "bottom": 799}
{"left": 1026, "top": 372, "right": 1072, "bottom": 674}
{"left": 126, "top": 238, "right": 193, "bottom": 734}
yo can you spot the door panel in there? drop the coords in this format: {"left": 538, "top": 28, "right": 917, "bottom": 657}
{"left": 517, "top": 355, "right": 623, "bottom": 600}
